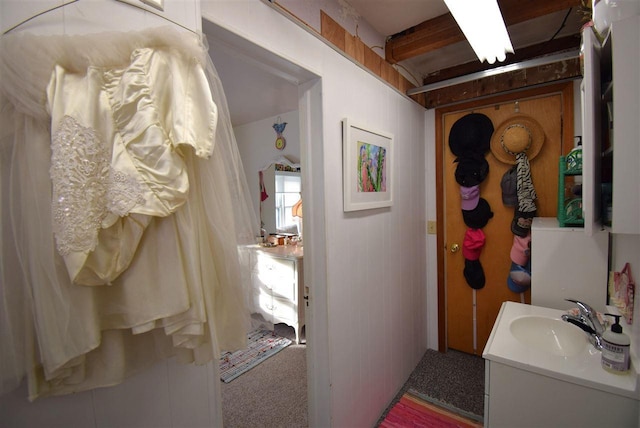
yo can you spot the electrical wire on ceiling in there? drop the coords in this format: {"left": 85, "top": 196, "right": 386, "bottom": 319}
{"left": 353, "top": 23, "right": 422, "bottom": 87}
{"left": 533, "top": 7, "right": 574, "bottom": 57}
{"left": 407, "top": 6, "right": 582, "bottom": 97}
{"left": 393, "top": 63, "right": 421, "bottom": 87}
{"left": 366, "top": 43, "right": 421, "bottom": 87}
{"left": 549, "top": 8, "right": 573, "bottom": 41}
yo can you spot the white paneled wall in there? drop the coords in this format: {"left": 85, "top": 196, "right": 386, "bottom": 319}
{"left": 2, "top": 1, "right": 430, "bottom": 427}
{"left": 424, "top": 109, "right": 439, "bottom": 350}
{"left": 1, "top": 1, "right": 222, "bottom": 427}
{"left": 275, "top": 0, "right": 387, "bottom": 56}
{"left": 201, "top": 2, "right": 428, "bottom": 426}
{"left": 234, "top": 110, "right": 301, "bottom": 224}
{"left": 322, "top": 55, "right": 426, "bottom": 426}
{"left": 612, "top": 234, "right": 640, "bottom": 357}
{"left": 0, "top": 360, "right": 219, "bottom": 428}
{"left": 1, "top": 0, "right": 201, "bottom": 35}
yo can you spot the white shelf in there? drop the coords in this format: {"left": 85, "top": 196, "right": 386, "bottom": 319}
{"left": 581, "top": 17, "right": 640, "bottom": 235}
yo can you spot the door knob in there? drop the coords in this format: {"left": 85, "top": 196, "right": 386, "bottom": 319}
{"left": 450, "top": 243, "right": 460, "bottom": 253}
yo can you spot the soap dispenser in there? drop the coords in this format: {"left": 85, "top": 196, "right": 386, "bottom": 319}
{"left": 601, "top": 313, "right": 631, "bottom": 373}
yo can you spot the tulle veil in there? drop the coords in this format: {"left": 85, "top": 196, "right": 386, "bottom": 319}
{"left": 0, "top": 26, "right": 258, "bottom": 399}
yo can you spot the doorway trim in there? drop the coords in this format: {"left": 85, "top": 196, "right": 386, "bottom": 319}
{"left": 202, "top": 19, "right": 330, "bottom": 427}
{"left": 434, "top": 82, "right": 576, "bottom": 352}
{"left": 298, "top": 78, "right": 330, "bottom": 426}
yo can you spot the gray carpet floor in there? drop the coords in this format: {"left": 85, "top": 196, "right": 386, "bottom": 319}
{"left": 221, "top": 324, "right": 308, "bottom": 428}
{"left": 377, "top": 348, "right": 485, "bottom": 426}
{"left": 222, "top": 324, "right": 484, "bottom": 427}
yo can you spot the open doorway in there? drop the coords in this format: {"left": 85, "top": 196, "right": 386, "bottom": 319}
{"left": 202, "top": 18, "right": 323, "bottom": 427}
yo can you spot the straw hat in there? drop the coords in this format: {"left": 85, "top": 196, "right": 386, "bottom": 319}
{"left": 490, "top": 114, "right": 545, "bottom": 164}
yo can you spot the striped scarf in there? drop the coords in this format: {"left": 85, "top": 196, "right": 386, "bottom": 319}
{"left": 516, "top": 152, "right": 537, "bottom": 214}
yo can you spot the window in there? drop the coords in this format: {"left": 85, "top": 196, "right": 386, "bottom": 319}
{"left": 275, "top": 172, "right": 301, "bottom": 233}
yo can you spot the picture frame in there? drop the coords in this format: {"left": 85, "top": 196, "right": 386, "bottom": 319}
{"left": 342, "top": 118, "right": 393, "bottom": 212}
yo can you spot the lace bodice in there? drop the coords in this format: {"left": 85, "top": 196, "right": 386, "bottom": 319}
{"left": 51, "top": 115, "right": 145, "bottom": 256}
{"left": 47, "top": 47, "right": 218, "bottom": 284}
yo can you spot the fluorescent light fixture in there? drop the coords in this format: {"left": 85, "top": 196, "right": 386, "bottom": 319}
{"left": 444, "top": 0, "right": 514, "bottom": 64}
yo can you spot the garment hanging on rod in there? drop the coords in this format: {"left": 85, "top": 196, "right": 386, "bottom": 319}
{"left": 3, "top": 0, "right": 196, "bottom": 35}
{"left": 3, "top": 0, "right": 79, "bottom": 34}
{"left": 0, "top": 26, "right": 258, "bottom": 400}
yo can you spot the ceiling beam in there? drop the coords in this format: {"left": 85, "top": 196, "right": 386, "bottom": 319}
{"left": 422, "top": 34, "right": 581, "bottom": 86}
{"left": 385, "top": 0, "right": 584, "bottom": 64}
{"left": 415, "top": 55, "right": 581, "bottom": 109}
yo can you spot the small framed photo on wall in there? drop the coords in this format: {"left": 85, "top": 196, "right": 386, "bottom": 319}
{"left": 342, "top": 118, "right": 393, "bottom": 212}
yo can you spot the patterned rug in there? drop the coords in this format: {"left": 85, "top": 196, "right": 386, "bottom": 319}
{"left": 219, "top": 329, "right": 292, "bottom": 383}
{"left": 379, "top": 389, "right": 483, "bottom": 427}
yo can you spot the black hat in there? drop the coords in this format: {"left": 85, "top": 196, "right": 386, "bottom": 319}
{"left": 462, "top": 198, "right": 494, "bottom": 229}
{"left": 464, "top": 259, "right": 485, "bottom": 289}
{"left": 501, "top": 166, "right": 518, "bottom": 207}
{"left": 449, "top": 113, "right": 494, "bottom": 158}
{"left": 454, "top": 156, "right": 489, "bottom": 187}
{"left": 511, "top": 209, "right": 536, "bottom": 237}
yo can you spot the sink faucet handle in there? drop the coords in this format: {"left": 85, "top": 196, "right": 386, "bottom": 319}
{"left": 565, "top": 298, "right": 604, "bottom": 334}
{"left": 565, "top": 298, "right": 594, "bottom": 315}
{"left": 562, "top": 314, "right": 597, "bottom": 335}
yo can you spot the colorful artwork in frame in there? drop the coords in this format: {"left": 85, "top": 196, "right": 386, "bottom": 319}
{"left": 342, "top": 118, "right": 393, "bottom": 211}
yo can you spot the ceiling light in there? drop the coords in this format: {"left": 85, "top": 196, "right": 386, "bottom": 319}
{"left": 444, "top": 0, "right": 514, "bottom": 64}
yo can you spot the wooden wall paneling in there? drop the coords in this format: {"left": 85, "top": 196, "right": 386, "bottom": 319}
{"left": 363, "top": 46, "right": 382, "bottom": 76}
{"left": 320, "top": 10, "right": 415, "bottom": 98}
{"left": 345, "top": 33, "right": 366, "bottom": 65}
{"left": 321, "top": 10, "right": 346, "bottom": 51}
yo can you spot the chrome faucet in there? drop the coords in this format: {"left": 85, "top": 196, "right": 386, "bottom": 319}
{"left": 561, "top": 299, "right": 605, "bottom": 350}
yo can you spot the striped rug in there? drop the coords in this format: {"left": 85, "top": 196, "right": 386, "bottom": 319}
{"left": 380, "top": 389, "right": 483, "bottom": 427}
{"left": 219, "top": 329, "right": 292, "bottom": 383}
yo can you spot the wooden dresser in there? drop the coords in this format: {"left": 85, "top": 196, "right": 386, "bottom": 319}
{"left": 248, "top": 245, "right": 305, "bottom": 343}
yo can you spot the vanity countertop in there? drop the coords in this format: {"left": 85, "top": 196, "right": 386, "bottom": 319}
{"left": 249, "top": 244, "right": 303, "bottom": 260}
{"left": 483, "top": 301, "right": 640, "bottom": 400}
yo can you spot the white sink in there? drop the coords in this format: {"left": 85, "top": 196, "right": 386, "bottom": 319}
{"left": 483, "top": 301, "right": 639, "bottom": 399}
{"left": 509, "top": 315, "right": 588, "bottom": 357}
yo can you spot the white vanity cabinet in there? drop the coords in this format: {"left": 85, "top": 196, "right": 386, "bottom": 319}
{"left": 484, "top": 360, "right": 639, "bottom": 428}
{"left": 483, "top": 302, "right": 640, "bottom": 428}
{"left": 581, "top": 16, "right": 640, "bottom": 235}
{"left": 250, "top": 245, "right": 305, "bottom": 343}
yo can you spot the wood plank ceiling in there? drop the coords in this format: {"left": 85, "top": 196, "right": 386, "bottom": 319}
{"left": 382, "top": 0, "right": 588, "bottom": 107}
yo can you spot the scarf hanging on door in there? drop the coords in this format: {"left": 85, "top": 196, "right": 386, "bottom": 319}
{"left": 511, "top": 152, "right": 537, "bottom": 237}
{"left": 490, "top": 113, "right": 546, "bottom": 294}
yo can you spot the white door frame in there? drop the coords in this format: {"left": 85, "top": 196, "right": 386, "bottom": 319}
{"left": 202, "top": 19, "right": 330, "bottom": 427}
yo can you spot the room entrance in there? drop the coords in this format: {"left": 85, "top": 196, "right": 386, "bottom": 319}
{"left": 202, "top": 17, "right": 327, "bottom": 426}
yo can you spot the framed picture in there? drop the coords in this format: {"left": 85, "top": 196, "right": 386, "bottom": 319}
{"left": 342, "top": 118, "right": 393, "bottom": 212}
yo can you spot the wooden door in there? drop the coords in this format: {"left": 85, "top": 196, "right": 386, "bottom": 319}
{"left": 440, "top": 84, "right": 574, "bottom": 355}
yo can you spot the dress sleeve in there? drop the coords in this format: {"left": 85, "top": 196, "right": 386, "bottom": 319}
{"left": 105, "top": 47, "right": 214, "bottom": 217}
{"left": 148, "top": 48, "right": 217, "bottom": 159}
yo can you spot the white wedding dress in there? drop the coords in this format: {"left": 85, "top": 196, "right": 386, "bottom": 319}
{"left": 0, "top": 28, "right": 257, "bottom": 400}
